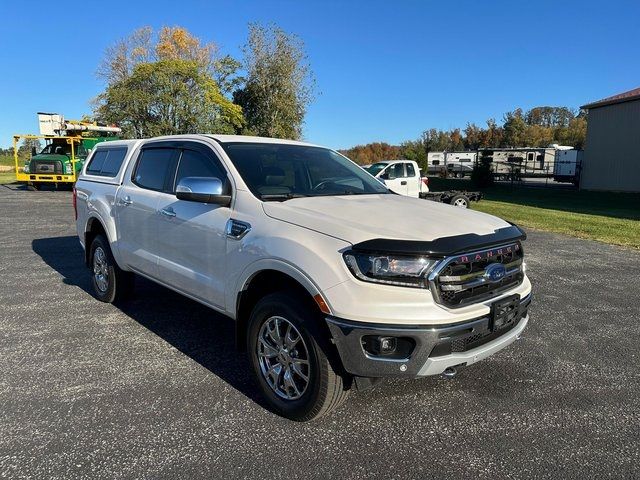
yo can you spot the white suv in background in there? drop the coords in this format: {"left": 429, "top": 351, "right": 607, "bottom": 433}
{"left": 75, "top": 135, "right": 532, "bottom": 421}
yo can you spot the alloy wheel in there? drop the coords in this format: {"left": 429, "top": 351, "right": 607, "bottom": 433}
{"left": 93, "top": 247, "right": 109, "bottom": 293}
{"left": 257, "top": 316, "right": 310, "bottom": 400}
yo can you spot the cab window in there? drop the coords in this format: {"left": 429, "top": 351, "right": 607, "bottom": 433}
{"left": 384, "top": 163, "right": 405, "bottom": 179}
{"left": 174, "top": 149, "right": 226, "bottom": 190}
{"left": 86, "top": 148, "right": 128, "bottom": 177}
{"left": 406, "top": 163, "right": 416, "bottom": 177}
{"left": 133, "top": 148, "right": 178, "bottom": 192}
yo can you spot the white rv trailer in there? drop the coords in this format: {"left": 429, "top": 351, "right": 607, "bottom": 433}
{"left": 478, "top": 145, "right": 573, "bottom": 179}
{"left": 444, "top": 151, "right": 477, "bottom": 178}
{"left": 426, "top": 151, "right": 446, "bottom": 174}
{"left": 553, "top": 149, "right": 583, "bottom": 183}
{"left": 426, "top": 151, "right": 477, "bottom": 177}
{"left": 427, "top": 145, "right": 578, "bottom": 180}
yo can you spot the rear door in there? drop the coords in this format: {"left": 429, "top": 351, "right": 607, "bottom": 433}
{"left": 381, "top": 163, "right": 408, "bottom": 195}
{"left": 404, "top": 162, "right": 420, "bottom": 197}
{"left": 115, "top": 146, "right": 178, "bottom": 278}
{"left": 155, "top": 141, "right": 231, "bottom": 309}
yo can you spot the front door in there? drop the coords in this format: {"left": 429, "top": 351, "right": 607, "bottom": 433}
{"left": 404, "top": 162, "right": 420, "bottom": 197}
{"left": 155, "top": 144, "right": 231, "bottom": 309}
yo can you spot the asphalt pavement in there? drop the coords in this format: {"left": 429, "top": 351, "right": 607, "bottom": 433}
{"left": 0, "top": 184, "right": 638, "bottom": 479}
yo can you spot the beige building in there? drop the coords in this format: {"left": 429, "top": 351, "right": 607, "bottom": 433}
{"left": 580, "top": 87, "right": 640, "bottom": 192}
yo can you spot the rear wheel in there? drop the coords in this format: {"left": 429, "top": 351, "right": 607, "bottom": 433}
{"left": 247, "top": 292, "right": 350, "bottom": 421}
{"left": 450, "top": 194, "right": 470, "bottom": 208}
{"left": 89, "top": 234, "right": 134, "bottom": 303}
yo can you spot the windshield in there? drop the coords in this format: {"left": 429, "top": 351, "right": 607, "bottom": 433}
{"left": 38, "top": 142, "right": 86, "bottom": 157}
{"left": 220, "top": 143, "right": 390, "bottom": 200}
{"left": 364, "top": 162, "right": 389, "bottom": 177}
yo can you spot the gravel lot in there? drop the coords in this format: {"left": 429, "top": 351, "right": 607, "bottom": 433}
{"left": 1, "top": 184, "right": 638, "bottom": 479}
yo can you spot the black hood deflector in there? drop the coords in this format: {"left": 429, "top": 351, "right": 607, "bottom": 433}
{"left": 351, "top": 224, "right": 526, "bottom": 257}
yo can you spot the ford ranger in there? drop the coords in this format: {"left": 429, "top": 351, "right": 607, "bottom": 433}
{"left": 74, "top": 135, "right": 531, "bottom": 421}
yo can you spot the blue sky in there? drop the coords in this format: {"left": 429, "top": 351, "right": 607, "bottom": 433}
{"left": 1, "top": 0, "right": 639, "bottom": 149}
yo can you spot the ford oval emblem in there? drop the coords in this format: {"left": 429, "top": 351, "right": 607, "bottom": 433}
{"left": 485, "top": 263, "right": 507, "bottom": 282}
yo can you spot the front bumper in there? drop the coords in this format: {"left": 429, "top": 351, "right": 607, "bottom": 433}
{"left": 15, "top": 172, "right": 76, "bottom": 183}
{"left": 326, "top": 293, "right": 531, "bottom": 377}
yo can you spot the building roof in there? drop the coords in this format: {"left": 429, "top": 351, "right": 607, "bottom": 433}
{"left": 581, "top": 87, "right": 640, "bottom": 109}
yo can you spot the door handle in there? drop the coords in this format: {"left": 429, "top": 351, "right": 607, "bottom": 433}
{"left": 160, "top": 208, "right": 176, "bottom": 218}
{"left": 400, "top": 181, "right": 407, "bottom": 185}
{"left": 119, "top": 196, "right": 133, "bottom": 206}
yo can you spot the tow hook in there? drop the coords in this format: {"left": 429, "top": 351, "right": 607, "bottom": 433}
{"left": 442, "top": 367, "right": 458, "bottom": 378}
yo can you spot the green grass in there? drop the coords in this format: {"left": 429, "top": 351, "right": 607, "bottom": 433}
{"left": 0, "top": 154, "right": 16, "bottom": 168}
{"left": 429, "top": 177, "right": 640, "bottom": 249}
{"left": 0, "top": 172, "right": 17, "bottom": 184}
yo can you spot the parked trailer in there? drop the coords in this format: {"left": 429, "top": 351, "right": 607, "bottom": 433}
{"left": 426, "top": 152, "right": 446, "bottom": 175}
{"left": 444, "top": 151, "right": 477, "bottom": 178}
{"left": 477, "top": 145, "right": 573, "bottom": 180}
{"left": 553, "top": 149, "right": 583, "bottom": 184}
{"left": 427, "top": 151, "right": 477, "bottom": 177}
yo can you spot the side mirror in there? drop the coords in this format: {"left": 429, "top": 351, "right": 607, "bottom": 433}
{"left": 31, "top": 146, "right": 37, "bottom": 156}
{"left": 176, "top": 176, "right": 231, "bottom": 206}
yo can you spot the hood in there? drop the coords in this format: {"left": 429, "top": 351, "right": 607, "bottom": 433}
{"left": 30, "top": 154, "right": 69, "bottom": 162}
{"left": 262, "top": 194, "right": 511, "bottom": 246}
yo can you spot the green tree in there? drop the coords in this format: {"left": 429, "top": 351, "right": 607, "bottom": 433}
{"left": 525, "top": 106, "right": 575, "bottom": 128}
{"left": 399, "top": 139, "right": 427, "bottom": 169}
{"left": 233, "top": 23, "right": 315, "bottom": 139}
{"left": 555, "top": 115, "right": 587, "bottom": 148}
{"left": 96, "top": 60, "right": 244, "bottom": 137}
{"left": 17, "top": 138, "right": 42, "bottom": 158}
{"left": 502, "top": 109, "right": 527, "bottom": 147}
{"left": 463, "top": 123, "right": 483, "bottom": 149}
{"left": 338, "top": 142, "right": 401, "bottom": 165}
{"left": 95, "top": 26, "right": 244, "bottom": 136}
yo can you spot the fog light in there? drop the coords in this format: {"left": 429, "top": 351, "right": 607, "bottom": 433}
{"left": 363, "top": 335, "right": 397, "bottom": 356}
{"left": 362, "top": 335, "right": 416, "bottom": 359}
{"left": 379, "top": 336, "right": 397, "bottom": 354}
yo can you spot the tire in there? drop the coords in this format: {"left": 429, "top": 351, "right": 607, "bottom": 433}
{"left": 450, "top": 194, "right": 470, "bottom": 208}
{"left": 89, "top": 234, "right": 134, "bottom": 303}
{"left": 247, "top": 292, "right": 350, "bottom": 421}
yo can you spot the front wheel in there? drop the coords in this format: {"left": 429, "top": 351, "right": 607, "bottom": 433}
{"left": 89, "top": 234, "right": 134, "bottom": 303}
{"left": 247, "top": 292, "right": 350, "bottom": 421}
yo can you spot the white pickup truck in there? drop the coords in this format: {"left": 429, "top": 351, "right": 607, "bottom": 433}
{"left": 75, "top": 135, "right": 531, "bottom": 421}
{"left": 363, "top": 160, "right": 429, "bottom": 197}
{"left": 364, "top": 159, "right": 483, "bottom": 208}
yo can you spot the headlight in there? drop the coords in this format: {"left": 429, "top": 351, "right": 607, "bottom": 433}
{"left": 343, "top": 250, "right": 439, "bottom": 288}
{"left": 23, "top": 164, "right": 29, "bottom": 173}
{"left": 64, "top": 163, "right": 72, "bottom": 174}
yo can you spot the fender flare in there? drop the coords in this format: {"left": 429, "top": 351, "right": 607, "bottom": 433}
{"left": 232, "top": 258, "right": 325, "bottom": 317}
{"left": 84, "top": 211, "right": 120, "bottom": 267}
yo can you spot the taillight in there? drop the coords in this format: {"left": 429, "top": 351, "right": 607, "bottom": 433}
{"left": 421, "top": 177, "right": 429, "bottom": 186}
{"left": 72, "top": 186, "right": 77, "bottom": 220}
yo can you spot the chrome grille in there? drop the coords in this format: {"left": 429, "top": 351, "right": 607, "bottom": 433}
{"left": 429, "top": 242, "right": 524, "bottom": 307}
{"left": 31, "top": 160, "right": 63, "bottom": 174}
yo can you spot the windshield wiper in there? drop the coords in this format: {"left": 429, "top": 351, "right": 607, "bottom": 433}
{"left": 260, "top": 193, "right": 309, "bottom": 201}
